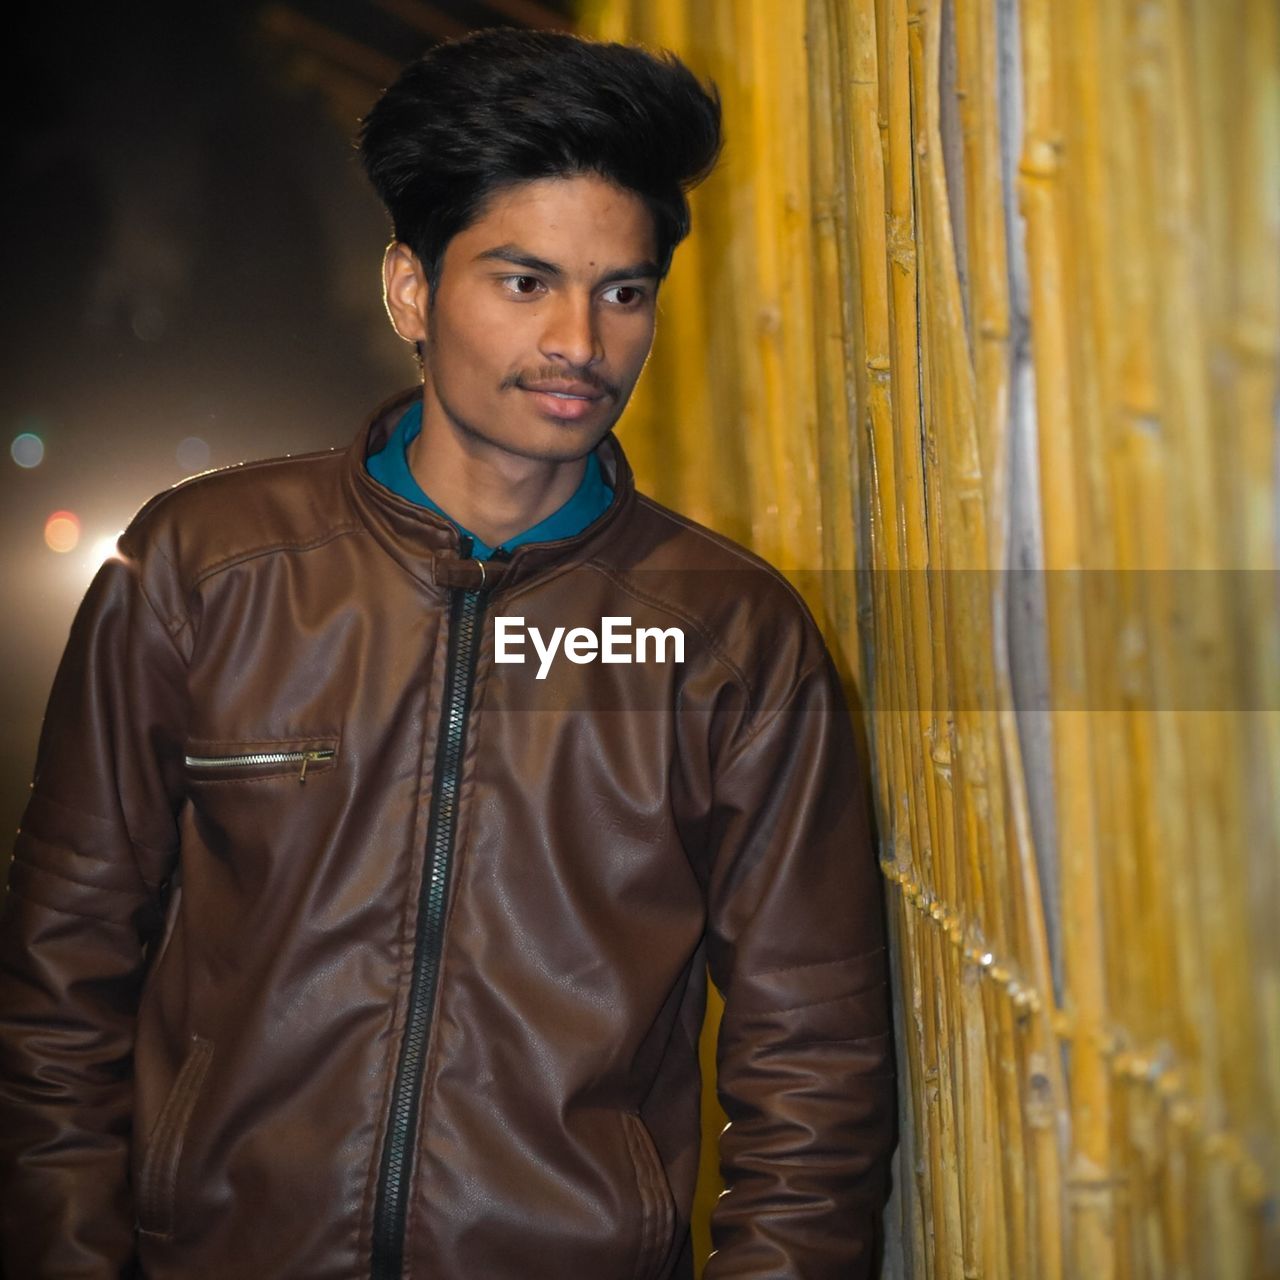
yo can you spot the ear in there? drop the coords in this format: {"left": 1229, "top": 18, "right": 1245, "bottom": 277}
{"left": 382, "top": 242, "right": 431, "bottom": 344}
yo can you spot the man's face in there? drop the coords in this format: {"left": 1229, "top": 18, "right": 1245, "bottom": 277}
{"left": 386, "top": 174, "right": 661, "bottom": 465}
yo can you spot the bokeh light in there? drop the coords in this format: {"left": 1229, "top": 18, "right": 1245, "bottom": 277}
{"left": 176, "top": 435, "right": 211, "bottom": 473}
{"left": 44, "top": 511, "right": 82, "bottom": 554}
{"left": 91, "top": 533, "right": 122, "bottom": 565}
{"left": 11, "top": 432, "right": 44, "bottom": 468}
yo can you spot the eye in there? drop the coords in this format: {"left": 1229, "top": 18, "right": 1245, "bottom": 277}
{"left": 603, "top": 285, "right": 646, "bottom": 306}
{"left": 501, "top": 275, "right": 544, "bottom": 297}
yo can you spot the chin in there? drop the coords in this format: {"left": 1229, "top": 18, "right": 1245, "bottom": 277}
{"left": 511, "top": 431, "right": 608, "bottom": 463}
{"left": 491, "top": 415, "right": 620, "bottom": 463}
{"left": 440, "top": 392, "right": 623, "bottom": 464}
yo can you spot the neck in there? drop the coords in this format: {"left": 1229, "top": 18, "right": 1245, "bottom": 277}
{"left": 407, "top": 390, "right": 588, "bottom": 551}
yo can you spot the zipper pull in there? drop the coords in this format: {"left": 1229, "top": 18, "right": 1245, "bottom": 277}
{"left": 297, "top": 748, "right": 334, "bottom": 784}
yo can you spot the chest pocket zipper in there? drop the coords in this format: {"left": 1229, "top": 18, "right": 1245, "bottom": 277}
{"left": 184, "top": 747, "right": 336, "bottom": 783}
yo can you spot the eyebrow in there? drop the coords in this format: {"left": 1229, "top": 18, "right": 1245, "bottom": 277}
{"left": 473, "top": 244, "right": 662, "bottom": 285}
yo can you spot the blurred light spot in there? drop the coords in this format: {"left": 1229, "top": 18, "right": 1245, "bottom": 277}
{"left": 131, "top": 304, "right": 167, "bottom": 342}
{"left": 11, "top": 432, "right": 44, "bottom": 468}
{"left": 45, "top": 511, "right": 82, "bottom": 554}
{"left": 176, "top": 435, "right": 211, "bottom": 473}
{"left": 91, "top": 533, "right": 122, "bottom": 565}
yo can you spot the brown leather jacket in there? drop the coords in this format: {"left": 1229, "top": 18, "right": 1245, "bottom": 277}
{"left": 0, "top": 390, "right": 894, "bottom": 1279}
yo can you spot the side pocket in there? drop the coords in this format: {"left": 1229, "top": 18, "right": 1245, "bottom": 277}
{"left": 145, "top": 874, "right": 182, "bottom": 976}
{"left": 137, "top": 1034, "right": 214, "bottom": 1239}
{"left": 620, "top": 1111, "right": 677, "bottom": 1280}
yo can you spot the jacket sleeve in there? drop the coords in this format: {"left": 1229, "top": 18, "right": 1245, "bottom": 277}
{"left": 703, "top": 650, "right": 895, "bottom": 1279}
{"left": 0, "top": 538, "right": 188, "bottom": 1278}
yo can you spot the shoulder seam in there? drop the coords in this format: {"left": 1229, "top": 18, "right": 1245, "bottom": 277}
{"left": 148, "top": 446, "right": 342, "bottom": 501}
{"left": 633, "top": 494, "right": 816, "bottom": 621}
{"left": 124, "top": 447, "right": 355, "bottom": 596}
{"left": 581, "top": 560, "right": 753, "bottom": 709}
{"left": 190, "top": 523, "right": 362, "bottom": 589}
{"left": 129, "top": 447, "right": 344, "bottom": 522}
{"left": 141, "top": 539, "right": 195, "bottom": 648}
{"left": 731, "top": 657, "right": 828, "bottom": 754}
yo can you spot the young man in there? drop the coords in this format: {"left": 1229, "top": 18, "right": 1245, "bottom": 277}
{"left": 0, "top": 29, "right": 894, "bottom": 1280}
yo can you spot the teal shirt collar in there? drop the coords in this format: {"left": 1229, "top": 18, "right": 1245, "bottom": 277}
{"left": 366, "top": 400, "right": 613, "bottom": 560}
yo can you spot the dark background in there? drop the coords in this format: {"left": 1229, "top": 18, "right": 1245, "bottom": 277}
{"left": 2, "top": 1, "right": 578, "bottom": 849}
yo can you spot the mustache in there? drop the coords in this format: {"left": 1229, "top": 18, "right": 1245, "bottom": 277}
{"left": 505, "top": 368, "right": 618, "bottom": 399}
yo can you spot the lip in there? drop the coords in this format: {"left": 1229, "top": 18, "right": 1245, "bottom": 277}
{"left": 520, "top": 385, "right": 606, "bottom": 422}
{"left": 521, "top": 379, "right": 603, "bottom": 397}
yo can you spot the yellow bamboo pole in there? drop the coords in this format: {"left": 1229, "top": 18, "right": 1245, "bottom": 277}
{"left": 950, "top": 1, "right": 1068, "bottom": 1270}
{"left": 1017, "top": 1, "right": 1116, "bottom": 1274}
{"left": 1230, "top": 2, "right": 1280, "bottom": 1243}
{"left": 885, "top": 0, "right": 967, "bottom": 1266}
{"left": 806, "top": 0, "right": 859, "bottom": 641}
{"left": 841, "top": 3, "right": 936, "bottom": 1271}
{"left": 911, "top": 3, "right": 1001, "bottom": 1273}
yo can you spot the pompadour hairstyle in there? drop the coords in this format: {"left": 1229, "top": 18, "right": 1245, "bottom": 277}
{"left": 357, "top": 28, "right": 723, "bottom": 291}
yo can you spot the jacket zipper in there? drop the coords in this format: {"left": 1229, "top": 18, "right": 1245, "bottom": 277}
{"left": 371, "top": 544, "right": 491, "bottom": 1279}
{"left": 183, "top": 748, "right": 335, "bottom": 783}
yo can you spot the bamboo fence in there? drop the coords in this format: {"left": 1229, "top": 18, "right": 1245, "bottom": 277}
{"left": 582, "top": 1, "right": 1279, "bottom": 1276}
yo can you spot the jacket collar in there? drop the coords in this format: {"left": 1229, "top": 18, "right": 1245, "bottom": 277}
{"left": 343, "top": 386, "right": 638, "bottom": 597}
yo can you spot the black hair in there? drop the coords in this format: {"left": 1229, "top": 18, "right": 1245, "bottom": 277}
{"left": 358, "top": 28, "right": 722, "bottom": 292}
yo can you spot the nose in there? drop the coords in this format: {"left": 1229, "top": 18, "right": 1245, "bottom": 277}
{"left": 538, "top": 292, "right": 603, "bottom": 369}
